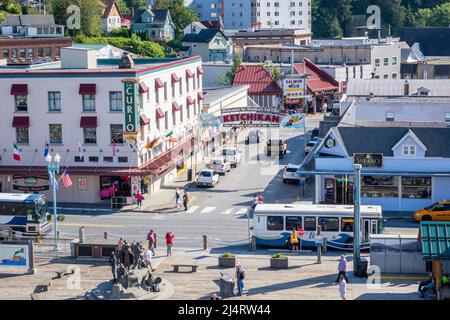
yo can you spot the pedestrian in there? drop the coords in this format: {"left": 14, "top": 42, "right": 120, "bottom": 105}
{"left": 183, "top": 190, "right": 189, "bottom": 211}
{"left": 290, "top": 230, "right": 299, "bottom": 253}
{"left": 235, "top": 263, "right": 245, "bottom": 296}
{"left": 335, "top": 255, "right": 349, "bottom": 283}
{"left": 136, "top": 191, "right": 143, "bottom": 209}
{"left": 338, "top": 275, "right": 347, "bottom": 300}
{"left": 122, "top": 241, "right": 131, "bottom": 271}
{"left": 165, "top": 232, "right": 175, "bottom": 256}
{"left": 418, "top": 272, "right": 433, "bottom": 292}
{"left": 174, "top": 188, "right": 181, "bottom": 208}
{"left": 420, "top": 278, "right": 436, "bottom": 298}
{"left": 109, "top": 251, "right": 117, "bottom": 283}
{"left": 117, "top": 237, "right": 124, "bottom": 250}
{"left": 144, "top": 247, "right": 155, "bottom": 272}
{"left": 147, "top": 229, "right": 156, "bottom": 256}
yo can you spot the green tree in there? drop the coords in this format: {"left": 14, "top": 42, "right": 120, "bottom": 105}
{"left": 115, "top": 0, "right": 130, "bottom": 14}
{"left": 215, "top": 73, "right": 231, "bottom": 87}
{"left": 153, "top": 0, "right": 198, "bottom": 40}
{"left": 226, "top": 53, "right": 242, "bottom": 85}
{"left": 136, "top": 41, "right": 165, "bottom": 57}
{"left": 415, "top": 8, "right": 433, "bottom": 26}
{"left": 428, "top": 2, "right": 450, "bottom": 27}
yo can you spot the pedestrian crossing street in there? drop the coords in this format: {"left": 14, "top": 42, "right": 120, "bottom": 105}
{"left": 185, "top": 205, "right": 249, "bottom": 216}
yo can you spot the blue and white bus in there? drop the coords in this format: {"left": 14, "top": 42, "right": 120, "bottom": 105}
{"left": 252, "top": 203, "right": 383, "bottom": 250}
{"left": 0, "top": 193, "right": 51, "bottom": 236}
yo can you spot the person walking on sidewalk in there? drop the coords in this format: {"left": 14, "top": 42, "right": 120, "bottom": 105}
{"left": 235, "top": 263, "right": 245, "bottom": 296}
{"left": 338, "top": 275, "right": 347, "bottom": 300}
{"left": 109, "top": 251, "right": 117, "bottom": 283}
{"left": 144, "top": 247, "right": 155, "bottom": 272}
{"left": 136, "top": 191, "right": 143, "bottom": 209}
{"left": 147, "top": 229, "right": 156, "bottom": 256}
{"left": 183, "top": 191, "right": 189, "bottom": 211}
{"left": 174, "top": 188, "right": 181, "bottom": 208}
{"left": 335, "top": 255, "right": 349, "bottom": 283}
{"left": 165, "top": 232, "right": 175, "bottom": 256}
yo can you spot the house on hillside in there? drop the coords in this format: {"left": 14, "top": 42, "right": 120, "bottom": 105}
{"left": 131, "top": 6, "right": 175, "bottom": 41}
{"left": 0, "top": 14, "right": 64, "bottom": 37}
{"left": 100, "top": 0, "right": 122, "bottom": 33}
{"left": 181, "top": 29, "right": 230, "bottom": 62}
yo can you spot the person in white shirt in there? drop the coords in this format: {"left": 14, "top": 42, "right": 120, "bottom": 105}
{"left": 145, "top": 248, "right": 155, "bottom": 272}
{"left": 339, "top": 275, "right": 347, "bottom": 300}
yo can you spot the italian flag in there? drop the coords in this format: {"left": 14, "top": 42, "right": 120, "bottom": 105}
{"left": 13, "top": 143, "right": 21, "bottom": 161}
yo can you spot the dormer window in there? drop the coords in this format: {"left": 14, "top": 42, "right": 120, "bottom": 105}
{"left": 403, "top": 145, "right": 416, "bottom": 156}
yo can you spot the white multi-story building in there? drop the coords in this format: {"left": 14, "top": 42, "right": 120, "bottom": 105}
{"left": 189, "top": 0, "right": 311, "bottom": 30}
{"left": 0, "top": 48, "right": 204, "bottom": 204}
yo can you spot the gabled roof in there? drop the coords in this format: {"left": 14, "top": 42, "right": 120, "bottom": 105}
{"left": 2, "top": 14, "right": 59, "bottom": 26}
{"left": 132, "top": 9, "right": 171, "bottom": 25}
{"left": 390, "top": 129, "right": 427, "bottom": 152}
{"left": 200, "top": 20, "right": 223, "bottom": 30}
{"left": 336, "top": 127, "right": 450, "bottom": 158}
{"left": 401, "top": 27, "right": 450, "bottom": 57}
{"left": 182, "top": 29, "right": 228, "bottom": 43}
{"left": 293, "top": 59, "right": 339, "bottom": 93}
{"left": 233, "top": 65, "right": 282, "bottom": 95}
{"left": 101, "top": 0, "right": 121, "bottom": 19}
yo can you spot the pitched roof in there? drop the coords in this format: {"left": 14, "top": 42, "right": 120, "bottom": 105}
{"left": 233, "top": 65, "right": 282, "bottom": 95}
{"left": 293, "top": 59, "right": 339, "bottom": 93}
{"left": 335, "top": 127, "right": 450, "bottom": 158}
{"left": 132, "top": 9, "right": 170, "bottom": 25}
{"left": 2, "top": 14, "right": 58, "bottom": 26}
{"left": 101, "top": 0, "right": 121, "bottom": 19}
{"left": 401, "top": 27, "right": 450, "bottom": 57}
{"left": 199, "top": 20, "right": 223, "bottom": 30}
{"left": 182, "top": 29, "right": 227, "bottom": 43}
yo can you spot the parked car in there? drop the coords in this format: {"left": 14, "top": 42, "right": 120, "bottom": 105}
{"left": 208, "top": 157, "right": 231, "bottom": 175}
{"left": 265, "top": 139, "right": 287, "bottom": 158}
{"left": 413, "top": 200, "right": 450, "bottom": 222}
{"left": 245, "top": 130, "right": 262, "bottom": 144}
{"left": 304, "top": 140, "right": 318, "bottom": 154}
{"left": 283, "top": 164, "right": 300, "bottom": 183}
{"left": 196, "top": 169, "right": 219, "bottom": 187}
{"left": 222, "top": 147, "right": 242, "bottom": 167}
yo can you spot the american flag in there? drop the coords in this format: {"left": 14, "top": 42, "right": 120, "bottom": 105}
{"left": 60, "top": 170, "right": 73, "bottom": 188}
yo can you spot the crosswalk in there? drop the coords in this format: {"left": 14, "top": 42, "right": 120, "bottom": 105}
{"left": 183, "top": 205, "right": 249, "bottom": 216}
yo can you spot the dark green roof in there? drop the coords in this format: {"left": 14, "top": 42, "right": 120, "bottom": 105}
{"left": 182, "top": 29, "right": 227, "bottom": 43}
{"left": 420, "top": 221, "right": 450, "bottom": 260}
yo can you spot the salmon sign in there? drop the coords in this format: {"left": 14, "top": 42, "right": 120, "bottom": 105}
{"left": 221, "top": 107, "right": 281, "bottom": 127}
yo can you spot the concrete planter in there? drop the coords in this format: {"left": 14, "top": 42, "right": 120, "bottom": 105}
{"left": 270, "top": 257, "right": 288, "bottom": 269}
{"left": 218, "top": 256, "right": 236, "bottom": 268}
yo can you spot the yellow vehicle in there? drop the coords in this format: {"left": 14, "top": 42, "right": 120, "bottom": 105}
{"left": 413, "top": 200, "right": 450, "bottom": 222}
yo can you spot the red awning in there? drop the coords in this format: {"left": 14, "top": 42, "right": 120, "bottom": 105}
{"left": 155, "top": 78, "right": 164, "bottom": 89}
{"left": 12, "top": 116, "right": 29, "bottom": 128}
{"left": 156, "top": 108, "right": 165, "bottom": 119}
{"left": 80, "top": 116, "right": 97, "bottom": 128}
{"left": 172, "top": 101, "right": 181, "bottom": 112}
{"left": 79, "top": 84, "right": 96, "bottom": 95}
{"left": 186, "top": 96, "right": 194, "bottom": 105}
{"left": 140, "top": 114, "right": 150, "bottom": 126}
{"left": 186, "top": 69, "right": 194, "bottom": 78}
{"left": 197, "top": 92, "right": 205, "bottom": 101}
{"left": 197, "top": 66, "right": 204, "bottom": 75}
{"left": 11, "top": 84, "right": 28, "bottom": 95}
{"left": 171, "top": 73, "right": 180, "bottom": 83}
{"left": 139, "top": 82, "right": 149, "bottom": 93}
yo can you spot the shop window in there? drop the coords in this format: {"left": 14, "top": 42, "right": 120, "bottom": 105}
{"left": 48, "top": 92, "right": 61, "bottom": 111}
{"left": 303, "top": 217, "right": 316, "bottom": 231}
{"left": 2, "top": 48, "right": 9, "bottom": 58}
{"left": 45, "top": 47, "right": 51, "bottom": 57}
{"left": 285, "top": 216, "right": 302, "bottom": 231}
{"left": 74, "top": 156, "right": 84, "bottom": 162}
{"left": 402, "top": 177, "right": 432, "bottom": 199}
{"left": 28, "top": 48, "right": 34, "bottom": 57}
{"left": 83, "top": 128, "right": 97, "bottom": 144}
{"left": 110, "top": 124, "right": 124, "bottom": 144}
{"left": 49, "top": 124, "right": 62, "bottom": 144}
{"left": 341, "top": 218, "right": 353, "bottom": 232}
{"left": 16, "top": 127, "right": 29, "bottom": 144}
{"left": 89, "top": 156, "right": 99, "bottom": 162}
{"left": 267, "top": 216, "right": 284, "bottom": 231}
{"left": 118, "top": 156, "right": 128, "bottom": 163}
{"left": 103, "top": 157, "right": 113, "bottom": 163}
{"left": 362, "top": 176, "right": 399, "bottom": 198}
{"left": 318, "top": 217, "right": 339, "bottom": 232}
{"left": 19, "top": 48, "right": 25, "bottom": 58}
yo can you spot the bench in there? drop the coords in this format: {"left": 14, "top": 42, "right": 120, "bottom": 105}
{"left": 172, "top": 264, "right": 198, "bottom": 273}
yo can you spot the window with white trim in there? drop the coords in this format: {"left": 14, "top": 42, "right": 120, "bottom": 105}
{"left": 403, "top": 145, "right": 416, "bottom": 156}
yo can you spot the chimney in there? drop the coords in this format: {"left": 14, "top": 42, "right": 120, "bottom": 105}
{"left": 119, "top": 52, "right": 135, "bottom": 69}
{"left": 404, "top": 80, "right": 409, "bottom": 96}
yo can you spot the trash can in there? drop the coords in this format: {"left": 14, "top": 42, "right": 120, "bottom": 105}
{"left": 187, "top": 169, "right": 193, "bottom": 181}
{"left": 354, "top": 258, "right": 368, "bottom": 278}
{"left": 219, "top": 272, "right": 235, "bottom": 298}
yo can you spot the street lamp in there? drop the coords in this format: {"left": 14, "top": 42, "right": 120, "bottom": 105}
{"left": 46, "top": 153, "right": 60, "bottom": 250}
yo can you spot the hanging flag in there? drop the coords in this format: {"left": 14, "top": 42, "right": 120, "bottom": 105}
{"left": 165, "top": 130, "right": 174, "bottom": 138}
{"left": 169, "top": 137, "right": 177, "bottom": 143}
{"left": 60, "top": 170, "right": 73, "bottom": 188}
{"left": 144, "top": 138, "right": 159, "bottom": 149}
{"left": 78, "top": 141, "right": 83, "bottom": 158}
{"left": 44, "top": 142, "right": 49, "bottom": 158}
{"left": 112, "top": 141, "right": 116, "bottom": 156}
{"left": 13, "top": 143, "right": 20, "bottom": 161}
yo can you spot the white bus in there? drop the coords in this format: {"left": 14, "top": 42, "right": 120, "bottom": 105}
{"left": 253, "top": 203, "right": 383, "bottom": 250}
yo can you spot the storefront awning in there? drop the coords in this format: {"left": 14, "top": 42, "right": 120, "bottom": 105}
{"left": 140, "top": 114, "right": 150, "bottom": 126}
{"left": 421, "top": 221, "right": 450, "bottom": 260}
{"left": 80, "top": 116, "right": 97, "bottom": 128}
{"left": 79, "top": 84, "right": 96, "bottom": 95}
{"left": 171, "top": 73, "right": 180, "bottom": 83}
{"left": 197, "top": 66, "right": 203, "bottom": 75}
{"left": 197, "top": 92, "right": 205, "bottom": 101}
{"left": 156, "top": 108, "right": 165, "bottom": 119}
{"left": 155, "top": 78, "right": 164, "bottom": 89}
{"left": 186, "top": 69, "right": 194, "bottom": 78}
{"left": 172, "top": 101, "right": 180, "bottom": 112}
{"left": 12, "top": 116, "right": 29, "bottom": 128}
{"left": 186, "top": 96, "right": 194, "bottom": 105}
{"left": 11, "top": 84, "right": 28, "bottom": 95}
{"left": 139, "top": 82, "right": 149, "bottom": 93}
